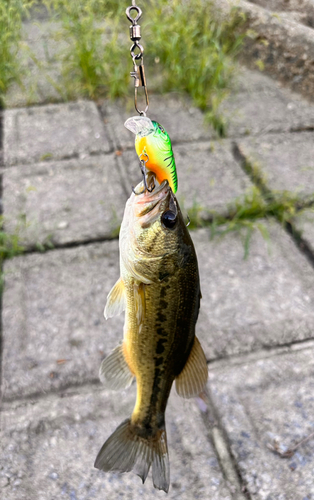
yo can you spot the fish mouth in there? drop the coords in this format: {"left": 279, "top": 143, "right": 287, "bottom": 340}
{"left": 134, "top": 180, "right": 175, "bottom": 224}
{"left": 124, "top": 116, "right": 155, "bottom": 138}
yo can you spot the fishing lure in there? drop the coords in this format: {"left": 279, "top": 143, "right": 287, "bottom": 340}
{"left": 125, "top": 116, "right": 178, "bottom": 193}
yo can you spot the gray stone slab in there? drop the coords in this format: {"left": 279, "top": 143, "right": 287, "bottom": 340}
{"left": 220, "top": 88, "right": 314, "bottom": 137}
{"left": 193, "top": 221, "right": 314, "bottom": 358}
{"left": 102, "top": 94, "right": 214, "bottom": 150}
{"left": 118, "top": 140, "right": 253, "bottom": 217}
{"left": 293, "top": 207, "right": 314, "bottom": 254}
{"left": 237, "top": 132, "right": 314, "bottom": 201}
{"left": 2, "top": 241, "right": 123, "bottom": 401}
{"left": 208, "top": 345, "right": 314, "bottom": 500}
{"left": 0, "top": 385, "right": 233, "bottom": 499}
{"left": 3, "top": 155, "right": 126, "bottom": 248}
{"left": 4, "top": 101, "right": 111, "bottom": 166}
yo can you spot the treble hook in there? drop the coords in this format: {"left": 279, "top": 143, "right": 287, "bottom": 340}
{"left": 132, "top": 156, "right": 155, "bottom": 195}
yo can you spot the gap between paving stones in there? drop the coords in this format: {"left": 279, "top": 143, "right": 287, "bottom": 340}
{"left": 5, "top": 336, "right": 314, "bottom": 406}
{"left": 232, "top": 140, "right": 314, "bottom": 269}
{"left": 200, "top": 390, "right": 250, "bottom": 500}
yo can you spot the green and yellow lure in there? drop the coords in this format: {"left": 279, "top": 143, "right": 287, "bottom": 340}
{"left": 125, "top": 116, "right": 178, "bottom": 193}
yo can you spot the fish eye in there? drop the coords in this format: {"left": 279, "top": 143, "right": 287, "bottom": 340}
{"left": 158, "top": 124, "right": 165, "bottom": 134}
{"left": 161, "top": 210, "right": 177, "bottom": 229}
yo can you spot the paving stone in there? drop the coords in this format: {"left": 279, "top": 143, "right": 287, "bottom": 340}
{"left": 208, "top": 345, "right": 314, "bottom": 500}
{"left": 102, "top": 94, "right": 214, "bottom": 150}
{"left": 293, "top": 208, "right": 314, "bottom": 254}
{"left": 236, "top": 132, "right": 314, "bottom": 201}
{"left": 0, "top": 385, "right": 233, "bottom": 499}
{"left": 3, "top": 155, "right": 126, "bottom": 248}
{"left": 4, "top": 101, "right": 111, "bottom": 166}
{"left": 118, "top": 140, "right": 253, "bottom": 217}
{"left": 220, "top": 87, "right": 314, "bottom": 137}
{"left": 1, "top": 241, "right": 124, "bottom": 401}
{"left": 102, "top": 67, "right": 314, "bottom": 153}
{"left": 193, "top": 221, "right": 314, "bottom": 359}
{"left": 4, "top": 221, "right": 314, "bottom": 399}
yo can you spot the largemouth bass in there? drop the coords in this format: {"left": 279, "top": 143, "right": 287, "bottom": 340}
{"left": 94, "top": 179, "right": 208, "bottom": 492}
{"left": 125, "top": 116, "right": 178, "bottom": 193}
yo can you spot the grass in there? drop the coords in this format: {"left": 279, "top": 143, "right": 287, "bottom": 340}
{"left": 2, "top": 0, "right": 246, "bottom": 133}
{"left": 186, "top": 186, "right": 313, "bottom": 258}
{"left": 48, "top": 0, "right": 246, "bottom": 134}
{"left": 0, "top": 0, "right": 27, "bottom": 106}
{"left": 0, "top": 218, "right": 24, "bottom": 261}
{"left": 144, "top": 0, "right": 246, "bottom": 135}
{"left": 43, "top": 0, "right": 129, "bottom": 100}
{"left": 0, "top": 217, "right": 25, "bottom": 292}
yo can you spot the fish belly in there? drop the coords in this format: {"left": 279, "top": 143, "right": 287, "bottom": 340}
{"left": 123, "top": 274, "right": 194, "bottom": 431}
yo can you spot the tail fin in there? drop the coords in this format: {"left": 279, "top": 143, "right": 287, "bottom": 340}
{"left": 94, "top": 418, "right": 170, "bottom": 492}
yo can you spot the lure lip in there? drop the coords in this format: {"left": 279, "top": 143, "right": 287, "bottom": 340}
{"left": 124, "top": 116, "right": 155, "bottom": 138}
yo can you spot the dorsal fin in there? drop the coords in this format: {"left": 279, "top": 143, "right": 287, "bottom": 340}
{"left": 175, "top": 337, "right": 208, "bottom": 398}
{"left": 104, "top": 278, "right": 126, "bottom": 319}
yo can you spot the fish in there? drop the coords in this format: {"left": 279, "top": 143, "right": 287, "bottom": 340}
{"left": 124, "top": 116, "right": 178, "bottom": 193}
{"left": 94, "top": 179, "right": 208, "bottom": 492}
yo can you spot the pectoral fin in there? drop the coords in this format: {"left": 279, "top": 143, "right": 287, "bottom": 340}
{"left": 134, "top": 282, "right": 146, "bottom": 326}
{"left": 104, "top": 278, "right": 126, "bottom": 319}
{"left": 99, "top": 344, "right": 134, "bottom": 390}
{"left": 175, "top": 337, "right": 208, "bottom": 398}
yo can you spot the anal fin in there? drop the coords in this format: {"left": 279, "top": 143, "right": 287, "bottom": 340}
{"left": 99, "top": 344, "right": 134, "bottom": 390}
{"left": 104, "top": 278, "right": 126, "bottom": 319}
{"left": 175, "top": 336, "right": 208, "bottom": 399}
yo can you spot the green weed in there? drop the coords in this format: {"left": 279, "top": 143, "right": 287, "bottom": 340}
{"left": 0, "top": 0, "right": 28, "bottom": 105}
{"left": 187, "top": 186, "right": 311, "bottom": 257}
{"left": 3, "top": 1, "right": 246, "bottom": 131}
{"left": 5, "top": 0, "right": 245, "bottom": 131}
{"left": 43, "top": 0, "right": 129, "bottom": 100}
{"left": 0, "top": 218, "right": 25, "bottom": 294}
{"left": 144, "top": 0, "right": 246, "bottom": 135}
{"left": 0, "top": 216, "right": 25, "bottom": 263}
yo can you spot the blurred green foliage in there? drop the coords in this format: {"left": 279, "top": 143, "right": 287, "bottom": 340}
{"left": 0, "top": 0, "right": 26, "bottom": 106}
{"left": 2, "top": 0, "right": 246, "bottom": 133}
{"left": 145, "top": 0, "right": 246, "bottom": 133}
